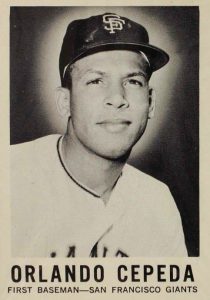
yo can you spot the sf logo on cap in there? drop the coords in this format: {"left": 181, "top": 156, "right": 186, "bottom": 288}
{"left": 103, "top": 14, "right": 125, "bottom": 34}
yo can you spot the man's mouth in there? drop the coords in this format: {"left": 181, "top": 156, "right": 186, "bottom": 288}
{"left": 97, "top": 119, "right": 131, "bottom": 133}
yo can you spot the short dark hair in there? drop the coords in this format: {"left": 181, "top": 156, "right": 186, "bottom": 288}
{"left": 62, "top": 64, "right": 75, "bottom": 89}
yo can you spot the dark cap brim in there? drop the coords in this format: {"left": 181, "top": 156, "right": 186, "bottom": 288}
{"left": 66, "top": 41, "right": 169, "bottom": 73}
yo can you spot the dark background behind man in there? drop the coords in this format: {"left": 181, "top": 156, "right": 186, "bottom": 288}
{"left": 10, "top": 6, "right": 199, "bottom": 256}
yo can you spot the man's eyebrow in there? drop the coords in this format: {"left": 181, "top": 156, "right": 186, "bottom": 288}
{"left": 125, "top": 71, "right": 146, "bottom": 79}
{"left": 82, "top": 69, "right": 106, "bottom": 76}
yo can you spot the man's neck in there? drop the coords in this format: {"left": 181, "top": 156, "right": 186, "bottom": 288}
{"left": 61, "top": 131, "right": 126, "bottom": 202}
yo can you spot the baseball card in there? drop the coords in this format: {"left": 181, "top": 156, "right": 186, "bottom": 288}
{"left": 0, "top": 0, "right": 209, "bottom": 299}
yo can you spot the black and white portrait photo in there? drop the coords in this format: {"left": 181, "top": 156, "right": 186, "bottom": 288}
{"left": 10, "top": 6, "right": 199, "bottom": 258}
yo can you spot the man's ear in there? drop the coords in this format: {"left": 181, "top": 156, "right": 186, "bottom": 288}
{"left": 55, "top": 87, "right": 70, "bottom": 117}
{"left": 148, "top": 88, "right": 156, "bottom": 119}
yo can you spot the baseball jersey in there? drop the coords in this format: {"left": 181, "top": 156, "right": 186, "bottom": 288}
{"left": 11, "top": 134, "right": 187, "bottom": 257}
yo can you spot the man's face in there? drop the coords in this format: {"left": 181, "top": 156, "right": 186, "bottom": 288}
{"left": 68, "top": 50, "right": 155, "bottom": 160}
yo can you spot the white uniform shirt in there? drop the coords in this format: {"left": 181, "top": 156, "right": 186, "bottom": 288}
{"left": 11, "top": 135, "right": 187, "bottom": 257}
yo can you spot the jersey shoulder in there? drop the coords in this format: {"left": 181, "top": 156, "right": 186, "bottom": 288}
{"left": 123, "top": 163, "right": 170, "bottom": 194}
{"left": 122, "top": 163, "right": 179, "bottom": 214}
{"left": 11, "top": 134, "right": 61, "bottom": 156}
{"left": 121, "top": 164, "right": 187, "bottom": 256}
{"left": 11, "top": 134, "right": 61, "bottom": 166}
{"left": 11, "top": 134, "right": 62, "bottom": 184}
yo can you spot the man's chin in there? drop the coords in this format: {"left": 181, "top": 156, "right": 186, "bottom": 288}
{"left": 96, "top": 147, "right": 132, "bottom": 162}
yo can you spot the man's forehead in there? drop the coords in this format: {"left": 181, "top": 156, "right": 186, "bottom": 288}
{"left": 71, "top": 50, "right": 150, "bottom": 76}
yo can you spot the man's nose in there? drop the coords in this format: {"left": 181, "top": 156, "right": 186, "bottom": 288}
{"left": 104, "top": 83, "right": 129, "bottom": 109}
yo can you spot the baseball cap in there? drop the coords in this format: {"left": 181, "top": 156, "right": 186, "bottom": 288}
{"left": 59, "top": 12, "right": 169, "bottom": 86}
